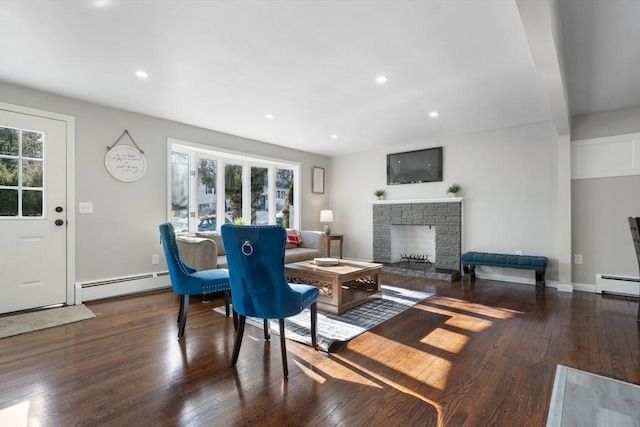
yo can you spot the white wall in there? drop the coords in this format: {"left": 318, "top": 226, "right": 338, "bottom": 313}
{"left": 0, "top": 82, "right": 330, "bottom": 284}
{"left": 331, "top": 121, "right": 562, "bottom": 283}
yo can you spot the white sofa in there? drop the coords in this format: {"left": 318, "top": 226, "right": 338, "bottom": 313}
{"left": 176, "top": 230, "right": 327, "bottom": 270}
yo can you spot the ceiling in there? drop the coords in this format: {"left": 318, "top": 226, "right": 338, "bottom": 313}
{"left": 0, "top": 1, "right": 638, "bottom": 157}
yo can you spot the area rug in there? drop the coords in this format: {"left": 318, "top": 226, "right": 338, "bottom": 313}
{"left": 547, "top": 364, "right": 640, "bottom": 426}
{"left": 214, "top": 285, "right": 432, "bottom": 352}
{"left": 0, "top": 305, "right": 96, "bottom": 338}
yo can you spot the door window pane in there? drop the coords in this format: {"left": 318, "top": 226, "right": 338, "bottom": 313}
{"left": 0, "top": 127, "right": 19, "bottom": 156}
{"left": 276, "top": 168, "right": 294, "bottom": 227}
{"left": 225, "top": 164, "right": 243, "bottom": 223}
{"left": 171, "top": 151, "right": 189, "bottom": 233}
{"left": 22, "top": 160, "right": 43, "bottom": 187}
{"left": 251, "top": 166, "right": 268, "bottom": 225}
{"left": 197, "top": 158, "right": 217, "bottom": 231}
{"left": 22, "top": 190, "right": 43, "bottom": 217}
{"left": 0, "top": 158, "right": 18, "bottom": 186}
{"left": 0, "top": 189, "right": 18, "bottom": 216}
{"left": 22, "top": 131, "right": 44, "bottom": 159}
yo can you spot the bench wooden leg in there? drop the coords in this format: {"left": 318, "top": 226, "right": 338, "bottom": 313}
{"left": 463, "top": 264, "right": 476, "bottom": 282}
{"left": 535, "top": 270, "right": 545, "bottom": 288}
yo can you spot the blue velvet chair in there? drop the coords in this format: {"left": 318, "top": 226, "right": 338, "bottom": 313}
{"left": 221, "top": 224, "right": 319, "bottom": 377}
{"left": 159, "top": 222, "right": 231, "bottom": 339}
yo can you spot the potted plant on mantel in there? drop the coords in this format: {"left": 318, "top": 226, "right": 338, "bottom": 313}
{"left": 447, "top": 183, "right": 461, "bottom": 197}
{"left": 374, "top": 189, "right": 386, "bottom": 200}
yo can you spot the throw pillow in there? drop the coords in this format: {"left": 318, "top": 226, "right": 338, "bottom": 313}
{"left": 285, "top": 229, "right": 303, "bottom": 246}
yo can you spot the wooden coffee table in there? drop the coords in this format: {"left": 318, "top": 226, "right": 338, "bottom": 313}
{"left": 285, "top": 259, "right": 382, "bottom": 314}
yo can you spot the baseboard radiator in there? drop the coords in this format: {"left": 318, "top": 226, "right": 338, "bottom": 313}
{"left": 595, "top": 274, "right": 640, "bottom": 297}
{"left": 75, "top": 272, "right": 171, "bottom": 304}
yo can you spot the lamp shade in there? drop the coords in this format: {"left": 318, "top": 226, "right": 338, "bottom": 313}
{"left": 320, "top": 210, "right": 333, "bottom": 222}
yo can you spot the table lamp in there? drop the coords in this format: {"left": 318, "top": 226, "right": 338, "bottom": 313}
{"left": 320, "top": 209, "right": 333, "bottom": 235}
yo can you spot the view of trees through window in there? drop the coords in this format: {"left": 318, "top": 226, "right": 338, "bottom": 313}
{"left": 0, "top": 126, "right": 44, "bottom": 217}
{"left": 170, "top": 142, "right": 299, "bottom": 233}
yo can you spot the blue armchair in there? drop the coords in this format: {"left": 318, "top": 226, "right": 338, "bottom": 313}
{"left": 159, "top": 222, "right": 231, "bottom": 339}
{"left": 221, "top": 224, "right": 319, "bottom": 377}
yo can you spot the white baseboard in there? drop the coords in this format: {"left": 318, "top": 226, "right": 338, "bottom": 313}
{"left": 572, "top": 282, "right": 595, "bottom": 293}
{"left": 75, "top": 272, "right": 171, "bottom": 303}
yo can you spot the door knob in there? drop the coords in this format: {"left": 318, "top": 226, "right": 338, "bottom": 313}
{"left": 55, "top": 219, "right": 64, "bottom": 226}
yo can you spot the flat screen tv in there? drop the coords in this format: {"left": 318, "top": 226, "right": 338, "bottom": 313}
{"left": 387, "top": 146, "right": 443, "bottom": 185}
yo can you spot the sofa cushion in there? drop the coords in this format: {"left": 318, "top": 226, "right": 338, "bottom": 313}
{"left": 217, "top": 255, "right": 228, "bottom": 269}
{"left": 285, "top": 247, "right": 322, "bottom": 264}
{"left": 196, "top": 231, "right": 225, "bottom": 255}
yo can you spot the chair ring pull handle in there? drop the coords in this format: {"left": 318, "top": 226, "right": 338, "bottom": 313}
{"left": 241, "top": 241, "right": 254, "bottom": 256}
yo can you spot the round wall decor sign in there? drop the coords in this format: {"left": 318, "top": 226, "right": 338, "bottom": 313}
{"left": 105, "top": 145, "right": 147, "bottom": 182}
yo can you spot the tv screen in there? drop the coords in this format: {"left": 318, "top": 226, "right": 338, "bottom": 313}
{"left": 387, "top": 147, "right": 443, "bottom": 185}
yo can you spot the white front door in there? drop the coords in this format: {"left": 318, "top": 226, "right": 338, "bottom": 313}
{"left": 0, "top": 109, "right": 68, "bottom": 313}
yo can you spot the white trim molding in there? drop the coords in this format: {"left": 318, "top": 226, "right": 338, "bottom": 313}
{"left": 571, "top": 132, "right": 640, "bottom": 180}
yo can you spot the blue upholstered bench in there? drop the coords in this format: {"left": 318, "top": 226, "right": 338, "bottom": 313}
{"left": 461, "top": 251, "right": 548, "bottom": 287}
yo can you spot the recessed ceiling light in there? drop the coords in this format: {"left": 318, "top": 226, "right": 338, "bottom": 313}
{"left": 429, "top": 111, "right": 439, "bottom": 118}
{"left": 265, "top": 113, "right": 274, "bottom": 119}
{"left": 330, "top": 134, "right": 338, "bottom": 139}
{"left": 376, "top": 76, "right": 388, "bottom": 84}
{"left": 135, "top": 70, "right": 148, "bottom": 79}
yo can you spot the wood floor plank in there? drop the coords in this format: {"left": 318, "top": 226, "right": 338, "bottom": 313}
{"left": 1, "top": 276, "right": 638, "bottom": 426}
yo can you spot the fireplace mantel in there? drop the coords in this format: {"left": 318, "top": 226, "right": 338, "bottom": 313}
{"left": 370, "top": 197, "right": 462, "bottom": 204}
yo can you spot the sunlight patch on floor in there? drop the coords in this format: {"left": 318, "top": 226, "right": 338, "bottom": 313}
{"left": 287, "top": 345, "right": 383, "bottom": 388}
{"left": 0, "top": 400, "right": 34, "bottom": 427}
{"left": 333, "top": 352, "right": 444, "bottom": 425}
{"left": 293, "top": 360, "right": 326, "bottom": 383}
{"left": 352, "top": 334, "right": 452, "bottom": 390}
{"left": 413, "top": 304, "right": 494, "bottom": 333}
{"left": 418, "top": 296, "right": 522, "bottom": 319}
{"left": 421, "top": 327, "right": 469, "bottom": 353}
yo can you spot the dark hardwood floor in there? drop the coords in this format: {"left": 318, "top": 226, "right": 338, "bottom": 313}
{"left": 1, "top": 274, "right": 638, "bottom": 426}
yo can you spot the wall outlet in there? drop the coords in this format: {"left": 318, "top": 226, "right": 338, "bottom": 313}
{"left": 152, "top": 254, "right": 159, "bottom": 265}
{"left": 574, "top": 254, "right": 583, "bottom": 264}
{"left": 78, "top": 202, "right": 93, "bottom": 214}
{"left": 515, "top": 250, "right": 523, "bottom": 255}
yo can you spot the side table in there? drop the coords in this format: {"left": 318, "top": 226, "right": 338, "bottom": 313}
{"left": 326, "top": 234, "right": 343, "bottom": 259}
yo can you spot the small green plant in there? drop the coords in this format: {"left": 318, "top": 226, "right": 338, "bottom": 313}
{"left": 373, "top": 189, "right": 386, "bottom": 198}
{"left": 233, "top": 217, "right": 246, "bottom": 225}
{"left": 447, "top": 183, "right": 461, "bottom": 194}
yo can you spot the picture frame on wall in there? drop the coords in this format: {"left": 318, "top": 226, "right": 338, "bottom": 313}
{"left": 312, "top": 166, "right": 325, "bottom": 194}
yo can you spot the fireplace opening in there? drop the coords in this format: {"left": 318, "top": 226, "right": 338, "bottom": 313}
{"left": 390, "top": 224, "right": 436, "bottom": 264}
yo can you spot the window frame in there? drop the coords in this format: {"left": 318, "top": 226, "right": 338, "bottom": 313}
{"left": 167, "top": 138, "right": 300, "bottom": 233}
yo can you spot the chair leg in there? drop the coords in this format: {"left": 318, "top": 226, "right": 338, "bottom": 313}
{"left": 310, "top": 302, "right": 318, "bottom": 349}
{"left": 231, "top": 315, "right": 246, "bottom": 366}
{"left": 233, "top": 310, "right": 238, "bottom": 330}
{"left": 279, "top": 319, "right": 288, "bottom": 378}
{"left": 224, "top": 290, "right": 231, "bottom": 317}
{"left": 263, "top": 319, "right": 270, "bottom": 340}
{"left": 177, "top": 295, "right": 184, "bottom": 324}
{"left": 177, "top": 294, "right": 189, "bottom": 339}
